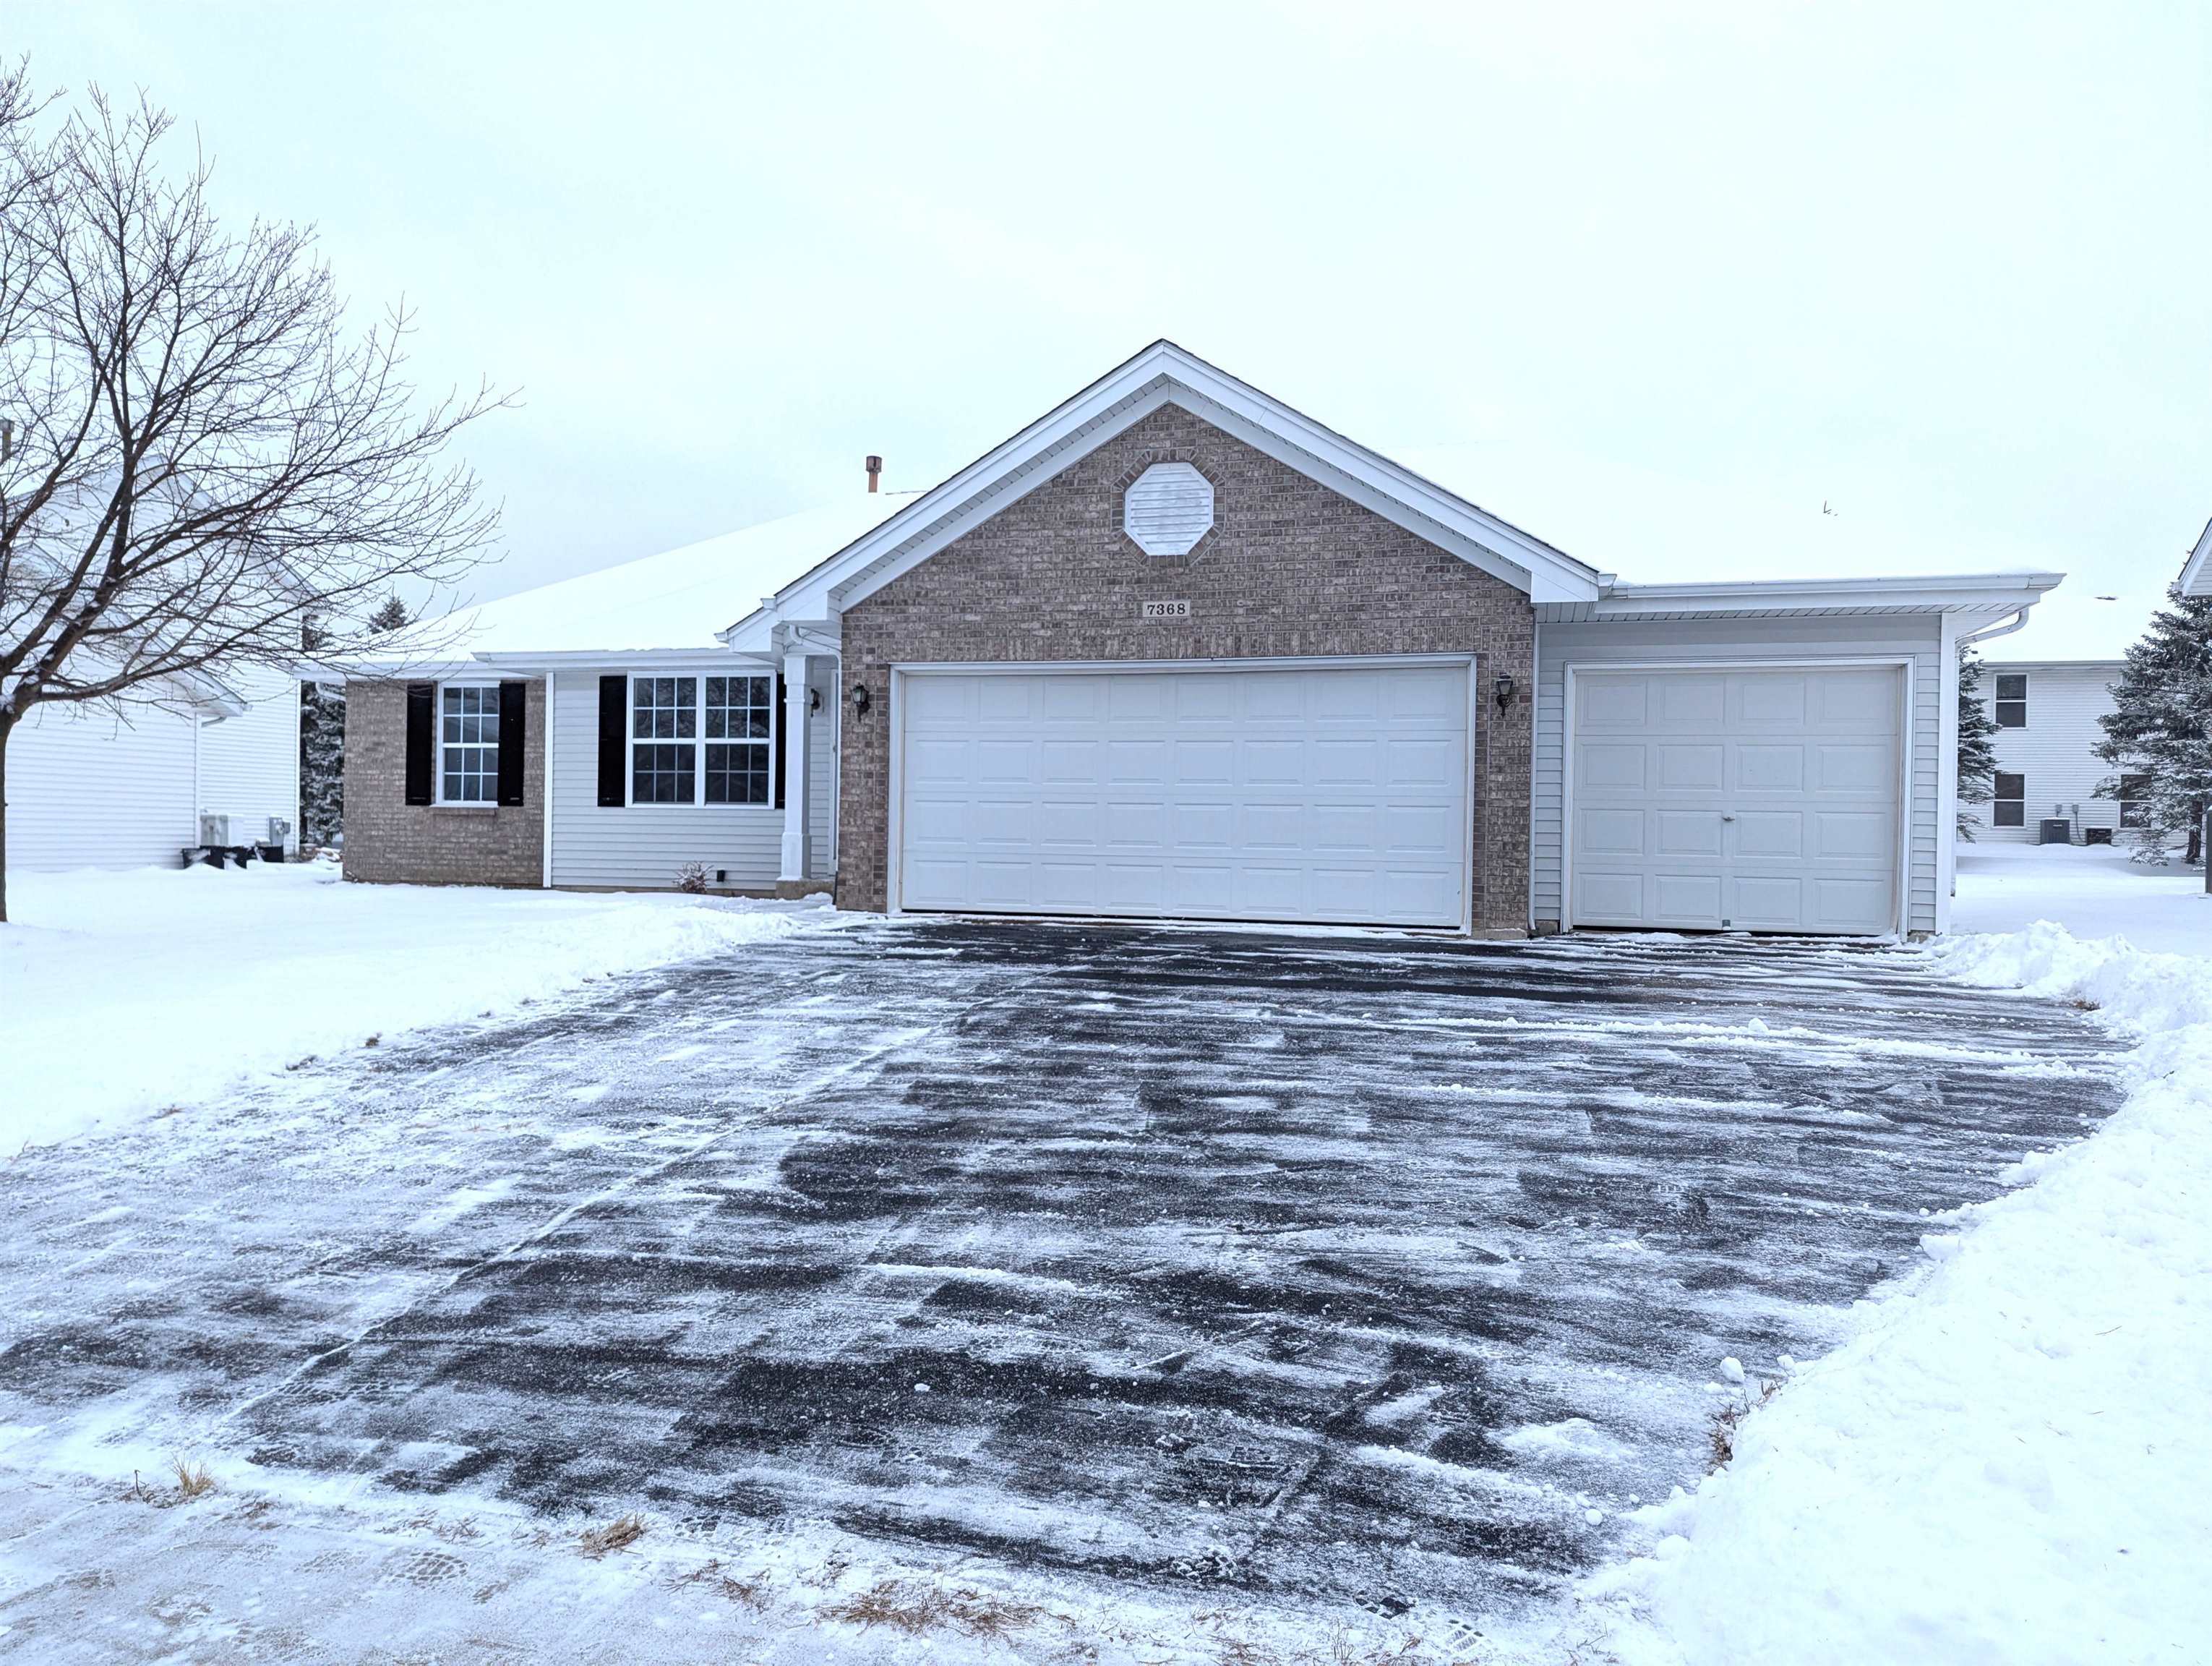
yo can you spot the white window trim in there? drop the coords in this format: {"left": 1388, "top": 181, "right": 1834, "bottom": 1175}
{"left": 433, "top": 679, "right": 504, "bottom": 808}
{"left": 624, "top": 672, "right": 779, "bottom": 808}
{"left": 1992, "top": 670, "right": 2029, "bottom": 730}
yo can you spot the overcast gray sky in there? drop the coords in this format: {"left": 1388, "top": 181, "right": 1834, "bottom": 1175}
{"left": 15, "top": 3, "right": 2208, "bottom": 656}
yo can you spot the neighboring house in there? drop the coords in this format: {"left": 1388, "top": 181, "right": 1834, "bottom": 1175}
{"left": 1958, "top": 659, "right": 2143, "bottom": 843}
{"left": 338, "top": 342, "right": 2061, "bottom": 938}
{"left": 5, "top": 665, "right": 301, "bottom": 869}
{"left": 2182, "top": 516, "right": 2211, "bottom": 598}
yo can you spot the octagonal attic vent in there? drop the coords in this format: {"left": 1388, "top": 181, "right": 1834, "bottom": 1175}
{"left": 1123, "top": 461, "right": 1214, "bottom": 556}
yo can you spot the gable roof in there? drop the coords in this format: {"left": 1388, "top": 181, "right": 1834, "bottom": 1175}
{"left": 721, "top": 341, "right": 1607, "bottom": 656}
{"left": 2181, "top": 515, "right": 2212, "bottom": 599}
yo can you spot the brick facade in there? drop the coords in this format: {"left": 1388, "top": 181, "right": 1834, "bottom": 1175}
{"left": 835, "top": 404, "right": 1537, "bottom": 934}
{"left": 342, "top": 680, "right": 546, "bottom": 887}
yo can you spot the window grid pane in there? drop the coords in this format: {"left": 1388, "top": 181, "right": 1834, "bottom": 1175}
{"left": 632, "top": 743, "right": 695, "bottom": 805}
{"left": 633, "top": 677, "right": 697, "bottom": 740}
{"left": 704, "top": 743, "right": 772, "bottom": 805}
{"left": 704, "top": 675, "right": 773, "bottom": 740}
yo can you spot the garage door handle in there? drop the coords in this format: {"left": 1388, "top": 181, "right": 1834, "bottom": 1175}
{"left": 1721, "top": 813, "right": 1736, "bottom": 821}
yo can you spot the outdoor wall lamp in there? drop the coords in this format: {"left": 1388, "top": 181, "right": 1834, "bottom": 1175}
{"left": 1494, "top": 675, "right": 1516, "bottom": 712}
{"left": 850, "top": 683, "right": 871, "bottom": 715}
{"left": 808, "top": 686, "right": 821, "bottom": 712}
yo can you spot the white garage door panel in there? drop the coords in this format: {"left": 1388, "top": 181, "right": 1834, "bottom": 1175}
{"left": 1570, "top": 665, "right": 1902, "bottom": 936}
{"left": 899, "top": 663, "right": 1470, "bottom": 928}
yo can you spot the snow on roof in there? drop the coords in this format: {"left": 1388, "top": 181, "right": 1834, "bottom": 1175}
{"left": 357, "top": 494, "right": 917, "bottom": 670}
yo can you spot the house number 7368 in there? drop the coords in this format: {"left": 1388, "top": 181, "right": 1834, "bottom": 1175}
{"left": 1142, "top": 599, "right": 1191, "bottom": 620}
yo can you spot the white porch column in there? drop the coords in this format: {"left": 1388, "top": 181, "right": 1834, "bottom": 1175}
{"left": 778, "top": 652, "right": 811, "bottom": 887}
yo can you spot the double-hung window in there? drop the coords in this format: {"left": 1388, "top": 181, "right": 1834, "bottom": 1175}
{"left": 703, "top": 675, "right": 774, "bottom": 804}
{"left": 1993, "top": 673, "right": 2028, "bottom": 729}
{"left": 628, "top": 675, "right": 776, "bottom": 806}
{"left": 1993, "top": 771, "right": 2025, "bottom": 828}
{"left": 631, "top": 676, "right": 696, "bottom": 803}
{"left": 439, "top": 685, "right": 500, "bottom": 803}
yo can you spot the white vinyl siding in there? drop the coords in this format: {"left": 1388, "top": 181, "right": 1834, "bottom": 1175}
{"left": 1959, "top": 662, "right": 2136, "bottom": 844}
{"left": 195, "top": 667, "right": 302, "bottom": 846}
{"left": 7, "top": 667, "right": 299, "bottom": 871}
{"left": 546, "top": 663, "right": 836, "bottom": 890}
{"left": 1535, "top": 614, "right": 1945, "bottom": 937}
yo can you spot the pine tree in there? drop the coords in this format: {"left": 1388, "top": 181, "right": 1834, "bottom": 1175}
{"left": 368, "top": 596, "right": 411, "bottom": 633}
{"left": 2094, "top": 585, "right": 2212, "bottom": 864}
{"left": 299, "top": 680, "right": 346, "bottom": 845}
{"left": 1956, "top": 646, "right": 2000, "bottom": 840}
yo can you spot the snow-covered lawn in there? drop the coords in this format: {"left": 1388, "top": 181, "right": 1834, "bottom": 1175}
{"left": 1587, "top": 847, "right": 2212, "bottom": 1664}
{"left": 0, "top": 861, "right": 844, "bottom": 1150}
{"left": 1952, "top": 839, "right": 2211, "bottom": 954}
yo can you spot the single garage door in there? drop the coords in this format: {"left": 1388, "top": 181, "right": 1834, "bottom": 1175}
{"left": 1570, "top": 665, "right": 1903, "bottom": 935}
{"left": 898, "top": 662, "right": 1470, "bottom": 928}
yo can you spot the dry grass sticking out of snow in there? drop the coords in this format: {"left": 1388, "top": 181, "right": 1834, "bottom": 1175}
{"left": 1582, "top": 922, "right": 2212, "bottom": 1666}
{"left": 0, "top": 861, "right": 849, "bottom": 1151}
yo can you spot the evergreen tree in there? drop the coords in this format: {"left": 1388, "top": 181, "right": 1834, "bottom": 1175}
{"left": 2094, "top": 585, "right": 2212, "bottom": 864}
{"left": 296, "top": 615, "right": 343, "bottom": 847}
{"left": 368, "top": 595, "right": 411, "bottom": 633}
{"left": 299, "top": 680, "right": 345, "bottom": 845}
{"left": 1956, "top": 646, "right": 1999, "bottom": 840}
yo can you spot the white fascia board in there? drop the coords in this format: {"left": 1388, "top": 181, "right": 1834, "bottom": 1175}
{"left": 2179, "top": 516, "right": 2212, "bottom": 597}
{"left": 1590, "top": 571, "right": 2064, "bottom": 618}
{"left": 472, "top": 648, "right": 750, "bottom": 672}
{"left": 718, "top": 341, "right": 1605, "bottom": 646}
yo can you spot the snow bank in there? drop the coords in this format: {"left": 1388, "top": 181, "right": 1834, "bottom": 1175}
{"left": 1588, "top": 923, "right": 2212, "bottom": 1665}
{"left": 0, "top": 863, "right": 846, "bottom": 1149}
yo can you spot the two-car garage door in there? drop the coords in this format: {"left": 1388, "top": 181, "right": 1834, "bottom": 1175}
{"left": 1569, "top": 665, "right": 1905, "bottom": 936}
{"left": 897, "top": 662, "right": 1470, "bottom": 928}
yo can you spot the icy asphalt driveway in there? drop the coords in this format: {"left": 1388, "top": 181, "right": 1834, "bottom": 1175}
{"left": 0, "top": 920, "right": 2123, "bottom": 1657}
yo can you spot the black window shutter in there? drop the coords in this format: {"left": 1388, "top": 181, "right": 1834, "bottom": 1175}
{"left": 773, "top": 673, "right": 786, "bottom": 811}
{"left": 403, "top": 683, "right": 434, "bottom": 806}
{"left": 497, "top": 681, "right": 527, "bottom": 806}
{"left": 596, "top": 675, "right": 627, "bottom": 807}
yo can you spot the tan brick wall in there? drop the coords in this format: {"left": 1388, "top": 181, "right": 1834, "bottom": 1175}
{"left": 342, "top": 680, "right": 546, "bottom": 887}
{"left": 836, "top": 404, "right": 1536, "bottom": 932}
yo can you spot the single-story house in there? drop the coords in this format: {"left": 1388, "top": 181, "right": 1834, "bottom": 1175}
{"left": 339, "top": 342, "right": 2062, "bottom": 938}
{"left": 1959, "top": 659, "right": 2143, "bottom": 844}
{"left": 6, "top": 665, "right": 301, "bottom": 870}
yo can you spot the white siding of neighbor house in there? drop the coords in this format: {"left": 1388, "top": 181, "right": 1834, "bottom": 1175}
{"left": 8, "top": 697, "right": 199, "bottom": 869}
{"left": 1960, "top": 662, "right": 2134, "bottom": 843}
{"left": 1533, "top": 612, "right": 1946, "bottom": 937}
{"left": 546, "top": 661, "right": 838, "bottom": 891}
{"left": 195, "top": 668, "right": 302, "bottom": 845}
{"left": 7, "top": 670, "right": 297, "bottom": 871}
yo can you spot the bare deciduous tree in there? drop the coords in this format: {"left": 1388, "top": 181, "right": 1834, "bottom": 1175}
{"left": 0, "top": 67, "right": 502, "bottom": 920}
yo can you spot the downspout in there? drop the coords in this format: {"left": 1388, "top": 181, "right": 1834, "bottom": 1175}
{"left": 1527, "top": 617, "right": 1540, "bottom": 936}
{"left": 1959, "top": 606, "right": 2031, "bottom": 647}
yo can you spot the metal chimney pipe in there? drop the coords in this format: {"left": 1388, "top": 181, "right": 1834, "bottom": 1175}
{"left": 865, "top": 455, "right": 882, "bottom": 493}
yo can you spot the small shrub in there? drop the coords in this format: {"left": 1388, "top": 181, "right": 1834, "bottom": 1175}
{"left": 578, "top": 1511, "right": 647, "bottom": 1558}
{"left": 674, "top": 861, "right": 711, "bottom": 894}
